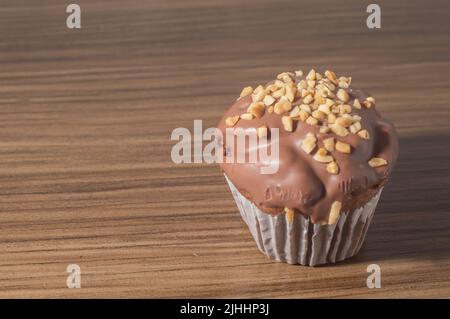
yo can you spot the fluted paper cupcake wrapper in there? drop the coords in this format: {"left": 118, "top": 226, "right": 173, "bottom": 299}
{"left": 225, "top": 175, "right": 382, "bottom": 266}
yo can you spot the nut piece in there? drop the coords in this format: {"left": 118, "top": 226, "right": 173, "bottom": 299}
{"left": 303, "top": 94, "right": 314, "bottom": 104}
{"left": 305, "top": 116, "right": 319, "bottom": 126}
{"left": 319, "top": 126, "right": 331, "bottom": 133}
{"left": 306, "top": 69, "right": 316, "bottom": 81}
{"left": 252, "top": 88, "right": 267, "bottom": 102}
{"left": 263, "top": 95, "right": 276, "bottom": 106}
{"left": 297, "top": 110, "right": 309, "bottom": 122}
{"left": 284, "top": 207, "right": 295, "bottom": 223}
{"left": 318, "top": 104, "right": 331, "bottom": 114}
{"left": 285, "top": 85, "right": 297, "bottom": 102}
{"left": 337, "top": 89, "right": 349, "bottom": 102}
{"left": 272, "top": 87, "right": 286, "bottom": 98}
{"left": 358, "top": 129, "right": 370, "bottom": 140}
{"left": 324, "top": 70, "right": 338, "bottom": 84}
{"left": 295, "top": 70, "right": 303, "bottom": 77}
{"left": 335, "top": 116, "right": 353, "bottom": 127}
{"left": 313, "top": 148, "right": 334, "bottom": 163}
{"left": 339, "top": 104, "right": 352, "bottom": 115}
{"left": 326, "top": 161, "right": 339, "bottom": 174}
{"left": 335, "top": 141, "right": 351, "bottom": 153}
{"left": 362, "top": 100, "right": 373, "bottom": 108}
{"left": 368, "top": 157, "right": 388, "bottom": 167}
{"left": 274, "top": 100, "right": 293, "bottom": 115}
{"left": 366, "top": 96, "right": 376, "bottom": 104}
{"left": 353, "top": 99, "right": 362, "bottom": 109}
{"left": 328, "top": 201, "right": 342, "bottom": 225}
{"left": 349, "top": 121, "right": 362, "bottom": 134}
{"left": 312, "top": 110, "right": 326, "bottom": 120}
{"left": 225, "top": 115, "right": 240, "bottom": 127}
{"left": 329, "top": 123, "right": 349, "bottom": 137}
{"left": 281, "top": 116, "right": 294, "bottom": 132}
{"left": 240, "top": 113, "right": 254, "bottom": 120}
{"left": 301, "top": 133, "right": 317, "bottom": 154}
{"left": 323, "top": 137, "right": 335, "bottom": 152}
{"left": 257, "top": 126, "right": 268, "bottom": 138}
{"left": 247, "top": 102, "right": 265, "bottom": 118}
{"left": 240, "top": 86, "right": 253, "bottom": 98}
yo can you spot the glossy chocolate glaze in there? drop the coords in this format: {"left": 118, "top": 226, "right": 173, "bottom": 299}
{"left": 218, "top": 80, "right": 399, "bottom": 224}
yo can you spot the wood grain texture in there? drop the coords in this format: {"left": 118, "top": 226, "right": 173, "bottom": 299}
{"left": 0, "top": 0, "right": 449, "bottom": 298}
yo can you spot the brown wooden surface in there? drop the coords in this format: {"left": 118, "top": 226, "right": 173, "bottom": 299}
{"left": 0, "top": 0, "right": 449, "bottom": 298}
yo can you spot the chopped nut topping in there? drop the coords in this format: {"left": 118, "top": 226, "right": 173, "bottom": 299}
{"left": 319, "top": 126, "right": 331, "bottom": 133}
{"left": 313, "top": 148, "right": 334, "bottom": 163}
{"left": 274, "top": 100, "right": 293, "bottom": 114}
{"left": 329, "top": 123, "right": 349, "bottom": 137}
{"left": 297, "top": 110, "right": 309, "bottom": 122}
{"left": 328, "top": 201, "right": 342, "bottom": 225}
{"left": 339, "top": 104, "right": 352, "bottom": 115}
{"left": 300, "top": 104, "right": 312, "bottom": 113}
{"left": 326, "top": 161, "right": 339, "bottom": 174}
{"left": 240, "top": 86, "right": 253, "bottom": 98}
{"left": 240, "top": 113, "right": 254, "bottom": 120}
{"left": 247, "top": 102, "right": 265, "bottom": 118}
{"left": 353, "top": 99, "right": 361, "bottom": 109}
{"left": 284, "top": 207, "right": 295, "bottom": 223}
{"left": 318, "top": 104, "right": 331, "bottom": 114}
{"left": 281, "top": 116, "right": 294, "bottom": 132}
{"left": 305, "top": 116, "right": 318, "bottom": 126}
{"left": 263, "top": 95, "right": 276, "bottom": 106}
{"left": 306, "top": 69, "right": 316, "bottom": 81}
{"left": 303, "top": 94, "right": 314, "bottom": 105}
{"left": 252, "top": 88, "right": 266, "bottom": 103}
{"left": 335, "top": 141, "right": 351, "bottom": 154}
{"left": 323, "top": 137, "right": 335, "bottom": 152}
{"left": 327, "top": 113, "right": 336, "bottom": 124}
{"left": 335, "top": 116, "right": 353, "bottom": 128}
{"left": 289, "top": 106, "right": 300, "bottom": 117}
{"left": 257, "top": 126, "right": 268, "bottom": 138}
{"left": 368, "top": 157, "right": 388, "bottom": 167}
{"left": 325, "top": 70, "right": 338, "bottom": 84}
{"left": 307, "top": 80, "right": 316, "bottom": 88}
{"left": 301, "top": 133, "right": 317, "bottom": 154}
{"left": 295, "top": 70, "right": 303, "bottom": 77}
{"left": 362, "top": 100, "right": 373, "bottom": 108}
{"left": 272, "top": 87, "right": 285, "bottom": 99}
{"left": 366, "top": 96, "right": 376, "bottom": 104}
{"left": 233, "top": 69, "right": 381, "bottom": 188}
{"left": 358, "top": 129, "right": 370, "bottom": 139}
{"left": 337, "top": 89, "right": 349, "bottom": 102}
{"left": 312, "top": 110, "right": 326, "bottom": 120}
{"left": 338, "top": 81, "right": 349, "bottom": 89}
{"left": 285, "top": 84, "right": 296, "bottom": 102}
{"left": 349, "top": 121, "right": 362, "bottom": 134}
{"left": 225, "top": 115, "right": 240, "bottom": 127}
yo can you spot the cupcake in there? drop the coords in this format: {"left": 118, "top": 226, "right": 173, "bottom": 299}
{"left": 218, "top": 69, "right": 399, "bottom": 266}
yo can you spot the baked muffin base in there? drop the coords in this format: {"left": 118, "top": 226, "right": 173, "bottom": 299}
{"left": 225, "top": 175, "right": 382, "bottom": 266}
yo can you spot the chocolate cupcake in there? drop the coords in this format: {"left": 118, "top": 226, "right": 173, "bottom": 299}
{"left": 218, "top": 69, "right": 399, "bottom": 266}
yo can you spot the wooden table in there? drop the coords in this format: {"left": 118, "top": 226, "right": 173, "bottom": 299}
{"left": 0, "top": 0, "right": 449, "bottom": 298}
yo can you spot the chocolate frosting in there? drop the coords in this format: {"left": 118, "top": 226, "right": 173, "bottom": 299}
{"left": 218, "top": 72, "right": 399, "bottom": 224}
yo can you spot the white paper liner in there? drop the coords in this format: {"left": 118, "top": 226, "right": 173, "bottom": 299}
{"left": 225, "top": 175, "right": 382, "bottom": 266}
